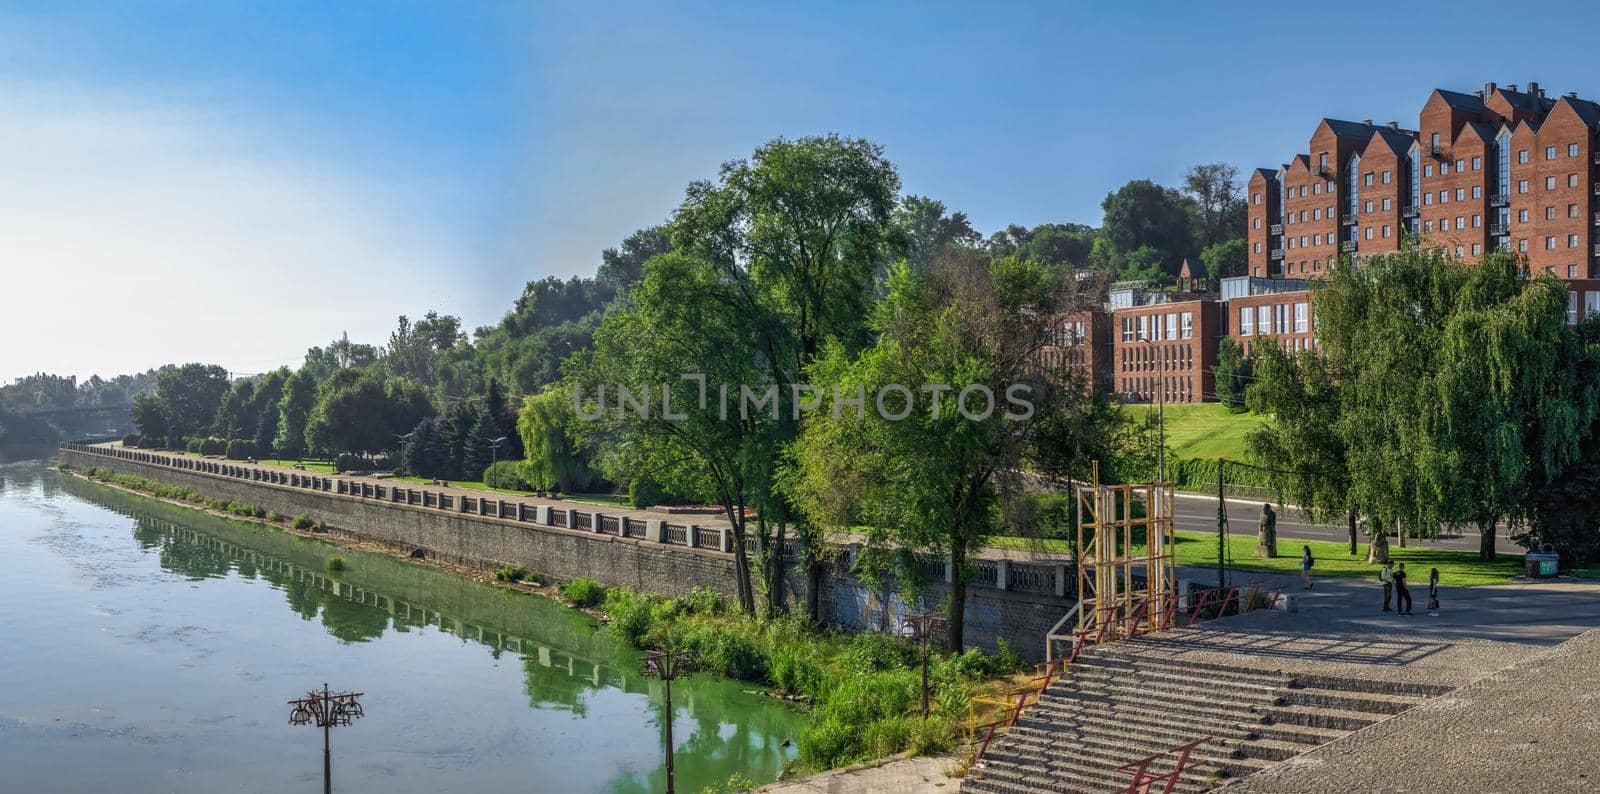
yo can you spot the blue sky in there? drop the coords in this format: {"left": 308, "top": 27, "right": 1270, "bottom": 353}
{"left": 5, "top": 1, "right": 1600, "bottom": 380}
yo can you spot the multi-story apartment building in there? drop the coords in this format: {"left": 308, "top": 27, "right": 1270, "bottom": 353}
{"left": 1042, "top": 310, "right": 1112, "bottom": 394}
{"left": 1220, "top": 277, "right": 1315, "bottom": 357}
{"left": 1248, "top": 81, "right": 1600, "bottom": 282}
{"left": 1109, "top": 299, "right": 1220, "bottom": 404}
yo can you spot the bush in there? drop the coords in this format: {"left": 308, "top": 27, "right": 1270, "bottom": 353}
{"left": 333, "top": 453, "right": 368, "bottom": 473}
{"left": 122, "top": 433, "right": 141, "bottom": 448}
{"left": 326, "top": 556, "right": 345, "bottom": 572}
{"left": 559, "top": 578, "right": 607, "bottom": 608}
{"left": 140, "top": 434, "right": 168, "bottom": 450}
{"left": 493, "top": 565, "right": 534, "bottom": 583}
{"left": 198, "top": 437, "right": 227, "bottom": 456}
{"left": 628, "top": 476, "right": 670, "bottom": 508}
{"left": 266, "top": 512, "right": 286, "bottom": 523}
{"left": 225, "top": 439, "right": 255, "bottom": 460}
{"left": 291, "top": 514, "right": 314, "bottom": 530}
{"left": 185, "top": 438, "right": 202, "bottom": 453}
{"left": 483, "top": 461, "right": 532, "bottom": 492}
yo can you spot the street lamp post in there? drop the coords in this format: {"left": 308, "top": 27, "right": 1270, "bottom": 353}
{"left": 393, "top": 432, "right": 414, "bottom": 474}
{"left": 1141, "top": 336, "right": 1167, "bottom": 486}
{"left": 902, "top": 610, "right": 944, "bottom": 718}
{"left": 488, "top": 436, "right": 507, "bottom": 467}
{"left": 640, "top": 650, "right": 694, "bottom": 794}
{"left": 287, "top": 684, "right": 365, "bottom": 794}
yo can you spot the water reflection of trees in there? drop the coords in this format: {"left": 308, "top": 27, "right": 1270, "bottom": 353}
{"left": 60, "top": 473, "right": 803, "bottom": 786}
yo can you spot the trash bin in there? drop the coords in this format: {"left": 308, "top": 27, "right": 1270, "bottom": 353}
{"left": 1525, "top": 544, "right": 1560, "bottom": 579}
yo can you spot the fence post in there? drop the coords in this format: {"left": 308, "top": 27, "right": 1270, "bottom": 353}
{"left": 646, "top": 519, "right": 664, "bottom": 543}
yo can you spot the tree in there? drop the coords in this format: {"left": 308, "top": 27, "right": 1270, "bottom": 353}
{"left": 516, "top": 387, "right": 598, "bottom": 492}
{"left": 248, "top": 368, "right": 290, "bottom": 453}
{"left": 785, "top": 252, "right": 1098, "bottom": 651}
{"left": 1214, "top": 337, "right": 1253, "bottom": 411}
{"left": 1182, "top": 162, "right": 1245, "bottom": 251}
{"left": 303, "top": 370, "right": 432, "bottom": 458}
{"left": 1200, "top": 238, "right": 1248, "bottom": 289}
{"left": 210, "top": 378, "right": 256, "bottom": 437}
{"left": 893, "top": 195, "right": 978, "bottom": 276}
{"left": 1245, "top": 342, "right": 1356, "bottom": 554}
{"left": 459, "top": 409, "right": 500, "bottom": 482}
{"left": 401, "top": 416, "right": 448, "bottom": 479}
{"left": 274, "top": 367, "right": 318, "bottom": 459}
{"left": 386, "top": 311, "right": 465, "bottom": 386}
{"left": 484, "top": 378, "right": 522, "bottom": 461}
{"left": 1097, "top": 180, "right": 1196, "bottom": 277}
{"left": 597, "top": 225, "right": 672, "bottom": 291}
{"left": 153, "top": 363, "right": 230, "bottom": 439}
{"left": 131, "top": 392, "right": 169, "bottom": 441}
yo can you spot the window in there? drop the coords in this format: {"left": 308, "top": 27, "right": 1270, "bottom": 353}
{"left": 1571, "top": 204, "right": 1581, "bottom": 218}
{"left": 1519, "top": 208, "right": 1530, "bottom": 223}
{"left": 1240, "top": 308, "right": 1255, "bottom": 336}
{"left": 1314, "top": 183, "right": 1322, "bottom": 195}
{"left": 1137, "top": 315, "right": 1148, "bottom": 341}
{"left": 1382, "top": 170, "right": 1392, "bottom": 184}
{"left": 1546, "top": 146, "right": 1557, "bottom": 160}
{"left": 1299, "top": 210, "right": 1307, "bottom": 222}
{"left": 1519, "top": 180, "right": 1529, "bottom": 194}
{"left": 1570, "top": 265, "right": 1580, "bottom": 279}
{"left": 1257, "top": 305, "right": 1270, "bottom": 335}
{"left": 1455, "top": 188, "right": 1464, "bottom": 201}
{"left": 1548, "top": 206, "right": 1558, "bottom": 220}
{"left": 1519, "top": 150, "right": 1529, "bottom": 164}
{"left": 1571, "top": 234, "right": 1581, "bottom": 249}
{"left": 1253, "top": 192, "right": 1262, "bottom": 204}
{"left": 1364, "top": 173, "right": 1373, "bottom": 187}
{"left": 1546, "top": 176, "right": 1557, "bottom": 190}
{"left": 1472, "top": 186, "right": 1481, "bottom": 199}
{"left": 1472, "top": 156, "right": 1481, "bottom": 169}
{"left": 1570, "top": 173, "right": 1580, "bottom": 188}
{"left": 1382, "top": 198, "right": 1392, "bottom": 210}
{"left": 1455, "top": 246, "right": 1464, "bottom": 258}
{"left": 1314, "top": 233, "right": 1322, "bottom": 246}
{"left": 1294, "top": 303, "right": 1308, "bottom": 333}
{"left": 1454, "top": 159, "right": 1464, "bottom": 171}
{"left": 1254, "top": 217, "right": 1262, "bottom": 229}
{"left": 1425, "top": 193, "right": 1434, "bottom": 205}
{"left": 1253, "top": 241, "right": 1261, "bottom": 253}
{"left": 1587, "top": 292, "right": 1600, "bottom": 320}
{"left": 1180, "top": 312, "right": 1193, "bottom": 340}
{"left": 1519, "top": 239, "right": 1529, "bottom": 252}
{"left": 1314, "top": 208, "right": 1322, "bottom": 220}
{"left": 1439, "top": 190, "right": 1448, "bottom": 204}
{"left": 1472, "top": 243, "right": 1481, "bottom": 256}
{"left": 1164, "top": 312, "right": 1178, "bottom": 340}
{"left": 1456, "top": 215, "right": 1465, "bottom": 229}
{"left": 1570, "top": 144, "right": 1580, "bottom": 158}
{"left": 1547, "top": 236, "right": 1558, "bottom": 250}
{"left": 1472, "top": 214, "right": 1481, "bottom": 228}
{"left": 1383, "top": 224, "right": 1392, "bottom": 238}
{"left": 1365, "top": 200, "right": 1373, "bottom": 213}
{"left": 1569, "top": 292, "right": 1579, "bottom": 325}
{"left": 1439, "top": 217, "right": 1450, "bottom": 231}
{"left": 1442, "top": 161, "right": 1451, "bottom": 175}
{"left": 1424, "top": 164, "right": 1434, "bottom": 177}
{"left": 1275, "top": 304, "right": 1288, "bottom": 334}
{"left": 1365, "top": 227, "right": 1373, "bottom": 239}
{"left": 1431, "top": 132, "right": 1440, "bottom": 149}
{"left": 1424, "top": 221, "right": 1433, "bottom": 232}
{"left": 1121, "top": 317, "right": 1134, "bottom": 342}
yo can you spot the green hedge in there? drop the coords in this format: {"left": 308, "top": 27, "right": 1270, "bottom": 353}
{"left": 225, "top": 439, "right": 255, "bottom": 460}
{"left": 483, "top": 461, "right": 532, "bottom": 492}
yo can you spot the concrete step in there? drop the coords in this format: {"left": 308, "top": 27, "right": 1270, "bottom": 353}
{"left": 1293, "top": 671, "right": 1454, "bottom": 698}
{"left": 1065, "top": 667, "right": 1283, "bottom": 710}
{"left": 1241, "top": 719, "right": 1349, "bottom": 746}
{"left": 1277, "top": 685, "right": 1424, "bottom": 715}
{"left": 982, "top": 733, "right": 1230, "bottom": 794}
{"left": 1044, "top": 676, "right": 1271, "bottom": 723}
{"left": 1068, "top": 656, "right": 1286, "bottom": 700}
{"left": 1259, "top": 702, "right": 1382, "bottom": 731}
{"left": 1086, "top": 650, "right": 1292, "bottom": 688}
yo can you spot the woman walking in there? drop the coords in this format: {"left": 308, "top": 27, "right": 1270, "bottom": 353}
{"left": 1427, "top": 568, "right": 1440, "bottom": 617}
{"left": 1300, "top": 546, "right": 1314, "bottom": 590}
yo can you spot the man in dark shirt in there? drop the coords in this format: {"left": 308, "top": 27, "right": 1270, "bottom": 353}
{"left": 1394, "top": 562, "right": 1413, "bottom": 616}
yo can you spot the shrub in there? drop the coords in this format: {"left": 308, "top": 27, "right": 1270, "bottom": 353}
{"left": 325, "top": 556, "right": 345, "bottom": 572}
{"left": 185, "top": 438, "right": 202, "bottom": 453}
{"left": 139, "top": 434, "right": 167, "bottom": 450}
{"left": 628, "top": 476, "right": 670, "bottom": 508}
{"left": 291, "top": 514, "right": 314, "bottom": 530}
{"left": 684, "top": 586, "right": 727, "bottom": 616}
{"left": 225, "top": 439, "right": 255, "bottom": 460}
{"left": 493, "top": 565, "right": 531, "bottom": 583}
{"left": 559, "top": 577, "right": 607, "bottom": 608}
{"left": 333, "top": 453, "right": 367, "bottom": 473}
{"left": 266, "top": 512, "right": 286, "bottom": 523}
{"left": 198, "top": 437, "right": 227, "bottom": 456}
{"left": 122, "top": 433, "right": 141, "bottom": 448}
{"left": 483, "top": 461, "right": 532, "bottom": 492}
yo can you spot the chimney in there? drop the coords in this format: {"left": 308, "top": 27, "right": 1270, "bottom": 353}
{"left": 1484, "top": 81, "right": 1497, "bottom": 96}
{"left": 1508, "top": 84, "right": 1519, "bottom": 92}
{"left": 1528, "top": 81, "right": 1541, "bottom": 97}
{"left": 1473, "top": 91, "right": 1484, "bottom": 99}
{"left": 1387, "top": 121, "right": 1400, "bottom": 130}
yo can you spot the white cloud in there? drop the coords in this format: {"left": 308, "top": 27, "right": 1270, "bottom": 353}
{"left": 0, "top": 80, "right": 481, "bottom": 382}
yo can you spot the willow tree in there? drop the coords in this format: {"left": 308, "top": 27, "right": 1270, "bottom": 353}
{"left": 516, "top": 387, "right": 600, "bottom": 493}
{"left": 784, "top": 252, "right": 1098, "bottom": 652}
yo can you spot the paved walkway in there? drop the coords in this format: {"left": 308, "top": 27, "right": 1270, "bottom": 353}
{"left": 1226, "top": 627, "right": 1600, "bottom": 793}
{"left": 756, "top": 755, "right": 961, "bottom": 794}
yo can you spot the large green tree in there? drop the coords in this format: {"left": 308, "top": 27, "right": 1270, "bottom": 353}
{"left": 152, "top": 363, "right": 230, "bottom": 439}
{"left": 516, "top": 387, "right": 598, "bottom": 492}
{"left": 273, "top": 367, "right": 318, "bottom": 459}
{"left": 785, "top": 252, "right": 1098, "bottom": 651}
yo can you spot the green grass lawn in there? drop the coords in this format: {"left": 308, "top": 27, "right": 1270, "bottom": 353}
{"left": 383, "top": 476, "right": 633, "bottom": 508}
{"left": 255, "top": 458, "right": 336, "bottom": 473}
{"left": 990, "top": 530, "right": 1523, "bottom": 586}
{"left": 1125, "top": 402, "right": 1268, "bottom": 462}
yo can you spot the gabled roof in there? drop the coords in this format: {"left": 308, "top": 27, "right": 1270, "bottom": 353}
{"left": 1320, "top": 118, "right": 1379, "bottom": 141}
{"left": 1180, "top": 258, "right": 1207, "bottom": 279}
{"left": 1366, "top": 126, "right": 1415, "bottom": 158}
{"left": 1457, "top": 121, "right": 1496, "bottom": 146}
{"left": 1252, "top": 167, "right": 1279, "bottom": 181}
{"left": 1433, "top": 88, "right": 1486, "bottom": 114}
{"left": 1556, "top": 95, "right": 1600, "bottom": 126}
{"left": 1492, "top": 86, "right": 1556, "bottom": 116}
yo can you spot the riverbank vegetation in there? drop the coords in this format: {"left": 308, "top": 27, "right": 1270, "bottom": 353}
{"left": 555, "top": 577, "right": 1023, "bottom": 773}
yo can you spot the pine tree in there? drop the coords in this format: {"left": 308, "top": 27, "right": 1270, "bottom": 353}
{"left": 460, "top": 410, "right": 499, "bottom": 481}
{"left": 484, "top": 378, "right": 523, "bottom": 460}
{"left": 402, "top": 417, "right": 447, "bottom": 479}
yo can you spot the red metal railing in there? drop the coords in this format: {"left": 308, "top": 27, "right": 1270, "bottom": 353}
{"left": 1116, "top": 737, "right": 1212, "bottom": 794}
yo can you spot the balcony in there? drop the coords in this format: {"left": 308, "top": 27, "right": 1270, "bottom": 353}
{"left": 1340, "top": 240, "right": 1357, "bottom": 253}
{"left": 1593, "top": 211, "right": 1600, "bottom": 226}
{"left": 1402, "top": 204, "right": 1419, "bottom": 218}
{"left": 1269, "top": 223, "right": 1283, "bottom": 235}
{"left": 1269, "top": 248, "right": 1284, "bottom": 260}
{"left": 1341, "top": 212, "right": 1357, "bottom": 226}
{"left": 1313, "top": 164, "right": 1332, "bottom": 179}
{"left": 1490, "top": 222, "right": 1510, "bottom": 236}
{"left": 1429, "top": 142, "right": 1445, "bottom": 159}
{"left": 1490, "top": 192, "right": 1510, "bottom": 207}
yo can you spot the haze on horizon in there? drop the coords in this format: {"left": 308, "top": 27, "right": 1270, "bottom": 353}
{"left": 3, "top": 0, "right": 1598, "bottom": 383}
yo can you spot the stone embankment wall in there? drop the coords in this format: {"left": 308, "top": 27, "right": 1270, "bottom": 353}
{"left": 60, "top": 443, "right": 1075, "bottom": 659}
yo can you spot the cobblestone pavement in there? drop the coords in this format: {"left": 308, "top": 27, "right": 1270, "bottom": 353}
{"left": 1224, "top": 627, "right": 1600, "bottom": 793}
{"left": 755, "top": 754, "right": 961, "bottom": 793}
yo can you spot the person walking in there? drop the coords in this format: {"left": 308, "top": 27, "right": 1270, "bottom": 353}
{"left": 1300, "top": 546, "right": 1314, "bottom": 590}
{"left": 1427, "top": 567, "right": 1440, "bottom": 617}
{"left": 1394, "top": 562, "right": 1413, "bottom": 616}
{"left": 1379, "top": 560, "right": 1394, "bottom": 612}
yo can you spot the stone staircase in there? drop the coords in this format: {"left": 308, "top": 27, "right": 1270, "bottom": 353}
{"left": 963, "top": 640, "right": 1453, "bottom": 793}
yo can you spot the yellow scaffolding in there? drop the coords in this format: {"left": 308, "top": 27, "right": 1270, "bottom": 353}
{"left": 1075, "top": 463, "right": 1177, "bottom": 643}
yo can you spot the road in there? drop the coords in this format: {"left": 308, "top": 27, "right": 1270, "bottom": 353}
{"left": 1172, "top": 492, "right": 1523, "bottom": 555}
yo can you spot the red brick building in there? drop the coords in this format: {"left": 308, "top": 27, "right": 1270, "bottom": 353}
{"left": 1042, "top": 310, "right": 1112, "bottom": 393}
{"left": 1248, "top": 81, "right": 1600, "bottom": 282}
{"left": 1109, "top": 299, "right": 1220, "bottom": 404}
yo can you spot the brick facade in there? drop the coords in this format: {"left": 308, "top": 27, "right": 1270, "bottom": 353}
{"left": 1227, "top": 290, "right": 1316, "bottom": 357}
{"left": 1109, "top": 299, "right": 1220, "bottom": 404}
{"left": 1042, "top": 309, "right": 1112, "bottom": 393}
{"left": 1247, "top": 81, "right": 1600, "bottom": 283}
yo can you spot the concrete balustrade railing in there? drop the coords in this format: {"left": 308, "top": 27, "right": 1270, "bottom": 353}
{"left": 59, "top": 441, "right": 1073, "bottom": 595}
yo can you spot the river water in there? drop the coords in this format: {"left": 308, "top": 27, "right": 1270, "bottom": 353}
{"left": 0, "top": 455, "right": 801, "bottom": 793}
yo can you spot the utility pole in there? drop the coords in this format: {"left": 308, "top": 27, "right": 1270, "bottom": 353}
{"left": 641, "top": 650, "right": 694, "bottom": 794}
{"left": 393, "top": 432, "right": 414, "bottom": 474}
{"left": 902, "top": 610, "right": 944, "bottom": 718}
{"left": 489, "top": 436, "right": 508, "bottom": 467}
{"left": 287, "top": 684, "right": 364, "bottom": 794}
{"left": 1216, "top": 458, "right": 1227, "bottom": 590}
